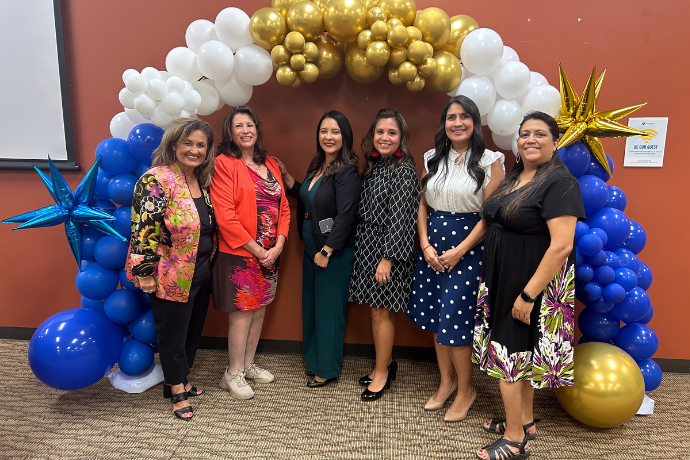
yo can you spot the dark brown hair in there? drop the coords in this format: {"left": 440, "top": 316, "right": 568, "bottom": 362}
{"left": 218, "top": 105, "right": 267, "bottom": 164}
{"left": 305, "top": 110, "right": 359, "bottom": 180}
{"left": 361, "top": 109, "right": 415, "bottom": 176}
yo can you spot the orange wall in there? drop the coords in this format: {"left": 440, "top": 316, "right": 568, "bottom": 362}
{"left": 1, "top": 0, "right": 688, "bottom": 358}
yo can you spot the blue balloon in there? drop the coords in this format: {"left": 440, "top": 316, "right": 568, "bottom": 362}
{"left": 624, "top": 221, "right": 647, "bottom": 254}
{"left": 139, "top": 291, "right": 152, "bottom": 309}
{"left": 575, "top": 263, "right": 594, "bottom": 283}
{"left": 575, "top": 221, "right": 590, "bottom": 242}
{"left": 94, "top": 169, "right": 112, "bottom": 200}
{"left": 604, "top": 251, "right": 620, "bottom": 270}
{"left": 585, "top": 250, "right": 607, "bottom": 268}
{"left": 28, "top": 308, "right": 123, "bottom": 390}
{"left": 558, "top": 142, "right": 591, "bottom": 178}
{"left": 95, "top": 138, "right": 138, "bottom": 176}
{"left": 633, "top": 304, "right": 654, "bottom": 325}
{"left": 589, "top": 297, "right": 614, "bottom": 314}
{"left": 605, "top": 185, "right": 627, "bottom": 211}
{"left": 602, "top": 282, "right": 626, "bottom": 304}
{"left": 81, "top": 296, "right": 105, "bottom": 312}
{"left": 75, "top": 263, "right": 119, "bottom": 300}
{"left": 104, "top": 289, "right": 143, "bottom": 325}
{"left": 108, "top": 174, "right": 137, "bottom": 206}
{"left": 578, "top": 175, "right": 609, "bottom": 216}
{"left": 575, "top": 248, "right": 584, "bottom": 266}
{"left": 593, "top": 265, "right": 615, "bottom": 285}
{"left": 587, "top": 207, "right": 630, "bottom": 250}
{"left": 81, "top": 225, "right": 104, "bottom": 261}
{"left": 612, "top": 287, "right": 651, "bottom": 323}
{"left": 130, "top": 309, "right": 157, "bottom": 345}
{"left": 113, "top": 206, "right": 132, "bottom": 240}
{"left": 578, "top": 308, "right": 620, "bottom": 341}
{"left": 614, "top": 268, "right": 638, "bottom": 291}
{"left": 615, "top": 323, "right": 658, "bottom": 360}
{"left": 127, "top": 123, "right": 164, "bottom": 162}
{"left": 637, "top": 262, "right": 653, "bottom": 290}
{"left": 614, "top": 248, "right": 640, "bottom": 274}
{"left": 577, "top": 233, "right": 603, "bottom": 257}
{"left": 92, "top": 199, "right": 116, "bottom": 215}
{"left": 583, "top": 282, "right": 602, "bottom": 300}
{"left": 118, "top": 337, "right": 154, "bottom": 376}
{"left": 94, "top": 236, "right": 129, "bottom": 270}
{"left": 588, "top": 228, "right": 608, "bottom": 247}
{"left": 578, "top": 335, "right": 596, "bottom": 344}
{"left": 585, "top": 153, "right": 614, "bottom": 182}
{"left": 135, "top": 162, "right": 150, "bottom": 178}
{"left": 636, "top": 358, "right": 662, "bottom": 392}
{"left": 118, "top": 268, "right": 140, "bottom": 291}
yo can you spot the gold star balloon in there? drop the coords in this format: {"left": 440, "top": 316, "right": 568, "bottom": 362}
{"left": 556, "top": 64, "right": 647, "bottom": 176}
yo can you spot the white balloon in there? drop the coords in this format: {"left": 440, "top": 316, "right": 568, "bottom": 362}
{"left": 183, "top": 81, "right": 194, "bottom": 93}
{"left": 134, "top": 93, "right": 156, "bottom": 114}
{"left": 125, "top": 73, "right": 148, "bottom": 96}
{"left": 492, "top": 131, "right": 514, "bottom": 150}
{"left": 166, "top": 76, "right": 186, "bottom": 94}
{"left": 196, "top": 40, "right": 235, "bottom": 80}
{"left": 159, "top": 71, "right": 170, "bottom": 81}
{"left": 193, "top": 80, "right": 220, "bottom": 115}
{"left": 162, "top": 92, "right": 186, "bottom": 114}
{"left": 141, "top": 67, "right": 162, "bottom": 81}
{"left": 214, "top": 73, "right": 253, "bottom": 107}
{"left": 125, "top": 107, "right": 149, "bottom": 125}
{"left": 521, "top": 85, "right": 561, "bottom": 117}
{"left": 216, "top": 98, "right": 226, "bottom": 112}
{"left": 110, "top": 112, "right": 136, "bottom": 140}
{"left": 215, "top": 7, "right": 253, "bottom": 51}
{"left": 151, "top": 104, "right": 174, "bottom": 128}
{"left": 234, "top": 44, "right": 273, "bottom": 85}
{"left": 485, "top": 46, "right": 519, "bottom": 81}
{"left": 119, "top": 88, "right": 136, "bottom": 109}
{"left": 460, "top": 28, "right": 503, "bottom": 76}
{"left": 182, "top": 89, "right": 202, "bottom": 111}
{"left": 122, "top": 69, "right": 138, "bottom": 84}
{"left": 180, "top": 109, "right": 192, "bottom": 118}
{"left": 487, "top": 100, "right": 523, "bottom": 136}
{"left": 456, "top": 76, "right": 496, "bottom": 116}
{"left": 165, "top": 47, "right": 202, "bottom": 82}
{"left": 494, "top": 61, "right": 531, "bottom": 99}
{"left": 517, "top": 72, "right": 549, "bottom": 105}
{"left": 447, "top": 66, "right": 474, "bottom": 96}
{"left": 185, "top": 19, "right": 219, "bottom": 52}
{"left": 147, "top": 79, "right": 168, "bottom": 100}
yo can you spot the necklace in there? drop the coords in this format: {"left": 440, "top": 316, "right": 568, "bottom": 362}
{"left": 243, "top": 158, "right": 263, "bottom": 172}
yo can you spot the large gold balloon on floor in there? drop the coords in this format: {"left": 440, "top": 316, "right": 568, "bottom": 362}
{"left": 555, "top": 343, "right": 645, "bottom": 429}
{"left": 345, "top": 42, "right": 385, "bottom": 84}
{"left": 426, "top": 50, "right": 460, "bottom": 93}
{"left": 441, "top": 15, "right": 478, "bottom": 58}
{"left": 324, "top": 0, "right": 368, "bottom": 43}
{"left": 377, "top": 0, "right": 416, "bottom": 26}
{"left": 413, "top": 7, "right": 450, "bottom": 50}
{"left": 286, "top": 1, "right": 324, "bottom": 41}
{"left": 314, "top": 34, "right": 343, "bottom": 79}
{"left": 250, "top": 8, "right": 289, "bottom": 50}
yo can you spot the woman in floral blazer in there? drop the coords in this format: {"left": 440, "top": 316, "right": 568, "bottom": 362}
{"left": 126, "top": 117, "right": 217, "bottom": 421}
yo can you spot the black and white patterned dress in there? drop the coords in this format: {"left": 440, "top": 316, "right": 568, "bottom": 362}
{"left": 349, "top": 157, "right": 419, "bottom": 312}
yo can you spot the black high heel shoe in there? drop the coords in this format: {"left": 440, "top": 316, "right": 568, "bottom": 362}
{"left": 361, "top": 371, "right": 392, "bottom": 401}
{"left": 359, "top": 359, "right": 397, "bottom": 386}
{"left": 170, "top": 391, "right": 193, "bottom": 421}
{"left": 163, "top": 384, "right": 203, "bottom": 399}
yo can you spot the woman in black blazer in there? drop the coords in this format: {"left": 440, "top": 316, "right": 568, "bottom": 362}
{"left": 275, "top": 110, "right": 361, "bottom": 387}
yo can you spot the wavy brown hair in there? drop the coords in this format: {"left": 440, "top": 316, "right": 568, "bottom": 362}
{"left": 218, "top": 105, "right": 267, "bottom": 164}
{"left": 151, "top": 116, "right": 215, "bottom": 188}
{"left": 361, "top": 109, "right": 415, "bottom": 176}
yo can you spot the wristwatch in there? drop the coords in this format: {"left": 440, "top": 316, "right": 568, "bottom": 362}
{"left": 520, "top": 290, "right": 536, "bottom": 303}
{"left": 320, "top": 247, "right": 332, "bottom": 258}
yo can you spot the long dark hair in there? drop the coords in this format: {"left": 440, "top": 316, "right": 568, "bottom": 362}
{"left": 420, "top": 95, "right": 486, "bottom": 194}
{"left": 361, "top": 109, "right": 415, "bottom": 176}
{"left": 482, "top": 111, "right": 569, "bottom": 220}
{"left": 306, "top": 110, "right": 359, "bottom": 180}
{"left": 218, "top": 105, "right": 267, "bottom": 164}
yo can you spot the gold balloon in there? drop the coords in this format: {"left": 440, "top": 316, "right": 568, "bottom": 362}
{"left": 441, "top": 14, "right": 479, "bottom": 58}
{"left": 287, "top": 1, "right": 324, "bottom": 41}
{"left": 367, "top": 7, "right": 387, "bottom": 26}
{"left": 389, "top": 47, "right": 407, "bottom": 67}
{"left": 272, "top": 0, "right": 302, "bottom": 17}
{"left": 555, "top": 343, "right": 645, "bottom": 428}
{"left": 363, "top": 0, "right": 378, "bottom": 8}
{"left": 249, "top": 8, "right": 288, "bottom": 50}
{"left": 425, "top": 42, "right": 434, "bottom": 57}
{"left": 324, "top": 0, "right": 367, "bottom": 44}
{"left": 290, "top": 53, "right": 306, "bottom": 70}
{"left": 397, "top": 61, "right": 417, "bottom": 82}
{"left": 292, "top": 77, "right": 304, "bottom": 88}
{"left": 271, "top": 45, "right": 291, "bottom": 66}
{"left": 388, "top": 68, "right": 403, "bottom": 85}
{"left": 272, "top": 61, "right": 280, "bottom": 71}
{"left": 406, "top": 74, "right": 425, "bottom": 92}
{"left": 365, "top": 40, "right": 391, "bottom": 67}
{"left": 413, "top": 7, "right": 451, "bottom": 50}
{"left": 314, "top": 0, "right": 329, "bottom": 14}
{"left": 387, "top": 18, "right": 403, "bottom": 29}
{"left": 417, "top": 56, "right": 437, "bottom": 78}
{"left": 406, "top": 40, "right": 427, "bottom": 64}
{"left": 387, "top": 24, "right": 408, "bottom": 48}
{"left": 357, "top": 29, "right": 373, "bottom": 50}
{"left": 276, "top": 65, "right": 298, "bottom": 86}
{"left": 299, "top": 62, "right": 320, "bottom": 83}
{"left": 303, "top": 41, "right": 319, "bottom": 62}
{"left": 345, "top": 42, "right": 385, "bottom": 84}
{"left": 405, "top": 26, "right": 422, "bottom": 45}
{"left": 370, "top": 20, "right": 389, "bottom": 41}
{"left": 284, "top": 31, "right": 306, "bottom": 53}
{"left": 377, "top": 0, "right": 416, "bottom": 26}
{"left": 314, "top": 34, "right": 343, "bottom": 79}
{"left": 426, "top": 50, "right": 460, "bottom": 93}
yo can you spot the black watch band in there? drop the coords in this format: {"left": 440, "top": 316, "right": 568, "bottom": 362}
{"left": 521, "top": 290, "right": 536, "bottom": 303}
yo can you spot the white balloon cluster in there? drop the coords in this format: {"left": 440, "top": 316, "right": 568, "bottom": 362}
{"left": 109, "top": 7, "right": 273, "bottom": 138}
{"left": 449, "top": 28, "right": 561, "bottom": 156}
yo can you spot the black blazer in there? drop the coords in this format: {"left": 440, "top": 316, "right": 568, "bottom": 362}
{"left": 286, "top": 164, "right": 361, "bottom": 251}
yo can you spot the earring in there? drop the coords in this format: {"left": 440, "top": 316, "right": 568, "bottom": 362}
{"left": 515, "top": 152, "right": 521, "bottom": 163}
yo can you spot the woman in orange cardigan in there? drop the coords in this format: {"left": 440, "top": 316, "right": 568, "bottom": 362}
{"left": 210, "top": 106, "right": 290, "bottom": 400}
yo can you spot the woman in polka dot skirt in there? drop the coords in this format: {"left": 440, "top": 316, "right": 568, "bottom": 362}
{"left": 407, "top": 95, "right": 504, "bottom": 422}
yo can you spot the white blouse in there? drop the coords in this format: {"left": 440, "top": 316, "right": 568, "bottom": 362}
{"left": 423, "top": 147, "right": 505, "bottom": 213}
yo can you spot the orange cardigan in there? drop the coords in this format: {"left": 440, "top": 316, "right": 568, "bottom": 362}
{"left": 210, "top": 154, "right": 291, "bottom": 257}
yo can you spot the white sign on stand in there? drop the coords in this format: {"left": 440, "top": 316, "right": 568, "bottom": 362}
{"left": 624, "top": 117, "right": 668, "bottom": 167}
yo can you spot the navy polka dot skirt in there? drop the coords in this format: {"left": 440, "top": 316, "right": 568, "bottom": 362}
{"left": 406, "top": 210, "right": 483, "bottom": 347}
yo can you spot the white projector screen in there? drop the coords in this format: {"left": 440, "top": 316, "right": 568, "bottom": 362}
{"left": 0, "top": 0, "right": 78, "bottom": 170}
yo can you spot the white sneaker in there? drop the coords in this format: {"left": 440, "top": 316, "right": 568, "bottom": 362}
{"left": 219, "top": 367, "right": 254, "bottom": 399}
{"left": 244, "top": 361, "right": 275, "bottom": 384}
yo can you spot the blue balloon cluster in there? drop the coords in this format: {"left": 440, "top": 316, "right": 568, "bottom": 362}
{"left": 561, "top": 141, "right": 661, "bottom": 392}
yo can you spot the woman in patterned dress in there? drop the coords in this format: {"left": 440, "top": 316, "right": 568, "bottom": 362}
{"left": 407, "top": 96, "right": 504, "bottom": 421}
{"left": 349, "top": 109, "right": 419, "bottom": 401}
{"left": 473, "top": 112, "right": 585, "bottom": 460}
{"left": 211, "top": 106, "right": 291, "bottom": 400}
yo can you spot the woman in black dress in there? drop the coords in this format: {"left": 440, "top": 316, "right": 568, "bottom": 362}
{"left": 472, "top": 112, "right": 585, "bottom": 459}
{"left": 349, "top": 109, "right": 419, "bottom": 401}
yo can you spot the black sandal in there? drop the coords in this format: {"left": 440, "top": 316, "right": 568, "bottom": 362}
{"left": 171, "top": 391, "right": 193, "bottom": 421}
{"left": 483, "top": 418, "right": 540, "bottom": 440}
{"left": 476, "top": 432, "right": 530, "bottom": 460}
{"left": 163, "top": 384, "right": 203, "bottom": 399}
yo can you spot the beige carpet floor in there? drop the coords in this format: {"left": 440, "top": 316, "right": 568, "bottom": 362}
{"left": 1, "top": 340, "right": 687, "bottom": 460}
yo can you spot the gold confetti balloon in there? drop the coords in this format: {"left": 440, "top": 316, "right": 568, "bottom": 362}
{"left": 314, "top": 34, "right": 343, "bottom": 79}
{"left": 441, "top": 15, "right": 478, "bottom": 58}
{"left": 284, "top": 31, "right": 306, "bottom": 53}
{"left": 388, "top": 68, "right": 403, "bottom": 85}
{"left": 276, "top": 65, "right": 298, "bottom": 85}
{"left": 249, "top": 8, "right": 288, "bottom": 50}
{"left": 345, "top": 42, "right": 385, "bottom": 83}
{"left": 426, "top": 50, "right": 460, "bottom": 93}
{"left": 290, "top": 53, "right": 306, "bottom": 70}
{"left": 365, "top": 40, "right": 391, "bottom": 67}
{"left": 397, "top": 61, "right": 417, "bottom": 82}
{"left": 413, "top": 7, "right": 450, "bottom": 50}
{"left": 286, "top": 1, "right": 324, "bottom": 41}
{"left": 370, "top": 20, "right": 389, "bottom": 40}
{"left": 417, "top": 56, "right": 437, "bottom": 78}
{"left": 389, "top": 47, "right": 408, "bottom": 67}
{"left": 357, "top": 29, "right": 374, "bottom": 50}
{"left": 406, "top": 74, "right": 425, "bottom": 92}
{"left": 367, "top": 6, "right": 387, "bottom": 26}
{"left": 406, "top": 40, "right": 428, "bottom": 64}
{"left": 377, "top": 0, "right": 417, "bottom": 26}
{"left": 324, "top": 0, "right": 368, "bottom": 44}
{"left": 299, "top": 62, "right": 320, "bottom": 83}
{"left": 303, "top": 41, "right": 319, "bottom": 62}
{"left": 387, "top": 24, "right": 408, "bottom": 48}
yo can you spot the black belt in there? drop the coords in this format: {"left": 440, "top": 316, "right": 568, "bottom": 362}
{"left": 304, "top": 212, "right": 313, "bottom": 220}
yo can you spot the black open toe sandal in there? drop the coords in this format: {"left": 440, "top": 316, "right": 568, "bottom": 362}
{"left": 163, "top": 384, "right": 203, "bottom": 399}
{"left": 476, "top": 432, "right": 530, "bottom": 460}
{"left": 171, "top": 391, "right": 193, "bottom": 421}
{"left": 483, "top": 418, "right": 540, "bottom": 440}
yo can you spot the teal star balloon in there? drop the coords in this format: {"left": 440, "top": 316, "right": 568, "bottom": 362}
{"left": 2, "top": 157, "right": 126, "bottom": 268}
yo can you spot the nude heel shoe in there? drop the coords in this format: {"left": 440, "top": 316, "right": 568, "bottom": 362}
{"left": 424, "top": 379, "right": 458, "bottom": 411}
{"left": 444, "top": 387, "right": 476, "bottom": 422}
